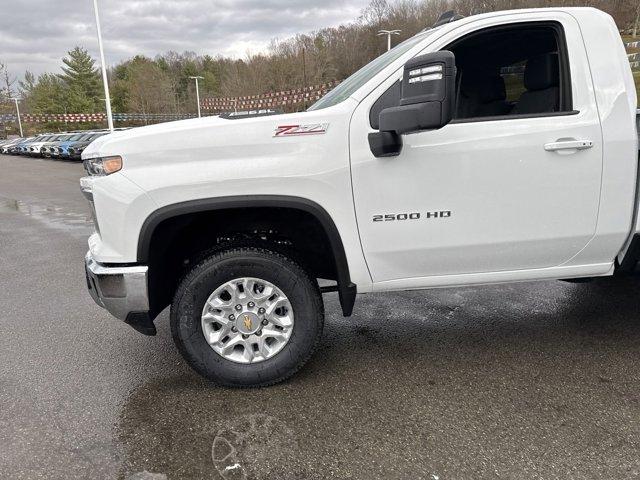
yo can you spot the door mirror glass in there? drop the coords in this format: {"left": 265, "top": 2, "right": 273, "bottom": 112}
{"left": 378, "top": 51, "right": 456, "bottom": 135}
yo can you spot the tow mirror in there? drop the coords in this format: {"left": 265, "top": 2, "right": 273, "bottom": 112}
{"left": 369, "top": 51, "right": 456, "bottom": 157}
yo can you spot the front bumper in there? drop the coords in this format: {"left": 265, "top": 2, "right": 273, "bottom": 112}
{"left": 85, "top": 252, "right": 155, "bottom": 334}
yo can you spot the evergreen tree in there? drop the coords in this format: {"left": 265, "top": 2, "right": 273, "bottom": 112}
{"left": 27, "top": 73, "right": 66, "bottom": 114}
{"left": 58, "top": 46, "right": 102, "bottom": 112}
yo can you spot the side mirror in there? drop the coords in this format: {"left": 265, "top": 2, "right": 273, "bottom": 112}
{"left": 374, "top": 51, "right": 456, "bottom": 149}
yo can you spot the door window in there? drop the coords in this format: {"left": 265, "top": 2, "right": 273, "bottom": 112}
{"left": 449, "top": 22, "right": 573, "bottom": 120}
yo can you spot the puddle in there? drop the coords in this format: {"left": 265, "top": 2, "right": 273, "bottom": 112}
{"left": 211, "top": 413, "right": 299, "bottom": 480}
{"left": 0, "top": 195, "right": 94, "bottom": 236}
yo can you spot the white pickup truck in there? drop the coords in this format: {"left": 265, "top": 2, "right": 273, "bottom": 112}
{"left": 82, "top": 7, "right": 639, "bottom": 387}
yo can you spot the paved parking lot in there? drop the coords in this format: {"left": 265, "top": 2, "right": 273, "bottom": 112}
{"left": 1, "top": 153, "right": 640, "bottom": 479}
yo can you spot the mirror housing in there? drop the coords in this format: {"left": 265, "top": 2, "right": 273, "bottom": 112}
{"left": 379, "top": 51, "right": 456, "bottom": 135}
{"left": 368, "top": 131, "right": 402, "bottom": 158}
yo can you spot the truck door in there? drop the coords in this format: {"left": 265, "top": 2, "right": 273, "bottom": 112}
{"left": 349, "top": 15, "right": 602, "bottom": 283}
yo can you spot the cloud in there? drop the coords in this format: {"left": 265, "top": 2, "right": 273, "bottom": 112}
{"left": 1, "top": 0, "right": 369, "bottom": 80}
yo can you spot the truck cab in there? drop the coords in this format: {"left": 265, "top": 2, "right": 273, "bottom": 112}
{"left": 82, "top": 7, "right": 638, "bottom": 387}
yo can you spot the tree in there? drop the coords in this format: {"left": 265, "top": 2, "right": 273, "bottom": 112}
{"left": 111, "top": 56, "right": 175, "bottom": 116}
{"left": 0, "top": 62, "right": 16, "bottom": 101}
{"left": 25, "top": 73, "right": 66, "bottom": 114}
{"left": 201, "top": 55, "right": 222, "bottom": 97}
{"left": 361, "top": 0, "right": 390, "bottom": 26}
{"left": 18, "top": 71, "right": 36, "bottom": 112}
{"left": 127, "top": 59, "right": 174, "bottom": 116}
{"left": 19, "top": 71, "right": 36, "bottom": 97}
{"left": 58, "top": 46, "right": 102, "bottom": 112}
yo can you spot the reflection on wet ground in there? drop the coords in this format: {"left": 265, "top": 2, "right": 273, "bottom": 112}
{"left": 116, "top": 278, "right": 640, "bottom": 480}
{"left": 0, "top": 195, "right": 93, "bottom": 236}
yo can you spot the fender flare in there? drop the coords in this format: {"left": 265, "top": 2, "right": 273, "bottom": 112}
{"left": 137, "top": 195, "right": 357, "bottom": 316}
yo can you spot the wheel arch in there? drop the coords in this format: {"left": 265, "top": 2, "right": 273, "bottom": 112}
{"left": 137, "top": 195, "right": 357, "bottom": 317}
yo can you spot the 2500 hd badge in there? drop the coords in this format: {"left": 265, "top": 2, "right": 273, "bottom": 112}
{"left": 372, "top": 211, "right": 452, "bottom": 222}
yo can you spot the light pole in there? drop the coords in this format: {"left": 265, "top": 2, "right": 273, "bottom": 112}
{"left": 92, "top": 0, "right": 114, "bottom": 132}
{"left": 377, "top": 29, "right": 401, "bottom": 51}
{"left": 11, "top": 98, "right": 23, "bottom": 137}
{"left": 301, "top": 47, "right": 308, "bottom": 109}
{"left": 189, "top": 76, "right": 204, "bottom": 117}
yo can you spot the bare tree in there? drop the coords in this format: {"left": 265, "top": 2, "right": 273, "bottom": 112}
{"left": 0, "top": 62, "right": 16, "bottom": 101}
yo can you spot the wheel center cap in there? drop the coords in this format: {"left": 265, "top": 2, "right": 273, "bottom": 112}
{"left": 236, "top": 311, "right": 260, "bottom": 335}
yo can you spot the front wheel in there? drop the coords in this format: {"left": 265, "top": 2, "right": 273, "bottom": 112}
{"left": 171, "top": 247, "right": 324, "bottom": 387}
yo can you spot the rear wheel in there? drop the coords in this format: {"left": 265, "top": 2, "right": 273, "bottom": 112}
{"left": 171, "top": 247, "right": 324, "bottom": 387}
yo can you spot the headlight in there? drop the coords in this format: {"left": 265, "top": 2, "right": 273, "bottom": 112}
{"left": 83, "top": 155, "right": 123, "bottom": 176}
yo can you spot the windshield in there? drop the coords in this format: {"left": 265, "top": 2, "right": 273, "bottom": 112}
{"left": 308, "top": 30, "right": 434, "bottom": 111}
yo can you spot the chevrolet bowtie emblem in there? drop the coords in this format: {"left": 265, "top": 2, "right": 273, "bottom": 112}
{"left": 243, "top": 314, "right": 252, "bottom": 331}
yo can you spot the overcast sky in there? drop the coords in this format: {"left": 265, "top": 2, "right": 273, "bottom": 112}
{"left": 1, "top": 0, "right": 370, "bottom": 80}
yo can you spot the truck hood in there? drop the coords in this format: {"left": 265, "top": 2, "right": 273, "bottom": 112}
{"left": 81, "top": 106, "right": 352, "bottom": 165}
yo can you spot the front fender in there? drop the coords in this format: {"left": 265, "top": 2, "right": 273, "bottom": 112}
{"left": 137, "top": 195, "right": 358, "bottom": 315}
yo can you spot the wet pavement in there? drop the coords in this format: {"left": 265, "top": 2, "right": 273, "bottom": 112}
{"left": 1, "top": 153, "right": 640, "bottom": 479}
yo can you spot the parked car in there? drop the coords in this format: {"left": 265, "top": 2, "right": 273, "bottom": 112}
{"left": 19, "top": 136, "right": 44, "bottom": 155}
{"left": 67, "top": 132, "right": 108, "bottom": 161}
{"left": 26, "top": 134, "right": 55, "bottom": 156}
{"left": 0, "top": 138, "right": 22, "bottom": 154}
{"left": 10, "top": 137, "right": 35, "bottom": 155}
{"left": 22, "top": 135, "right": 40, "bottom": 155}
{"left": 52, "top": 133, "right": 78, "bottom": 158}
{"left": 13, "top": 138, "right": 29, "bottom": 155}
{"left": 40, "top": 134, "right": 70, "bottom": 158}
{"left": 54, "top": 132, "right": 96, "bottom": 159}
{"left": 82, "top": 7, "right": 638, "bottom": 387}
{"left": 19, "top": 135, "right": 39, "bottom": 155}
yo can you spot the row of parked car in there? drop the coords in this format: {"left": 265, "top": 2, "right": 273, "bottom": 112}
{"left": 0, "top": 130, "right": 112, "bottom": 161}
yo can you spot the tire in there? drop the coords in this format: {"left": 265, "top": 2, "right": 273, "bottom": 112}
{"left": 171, "top": 246, "right": 324, "bottom": 387}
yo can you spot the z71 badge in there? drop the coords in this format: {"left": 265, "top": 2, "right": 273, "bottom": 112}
{"left": 274, "top": 123, "right": 329, "bottom": 137}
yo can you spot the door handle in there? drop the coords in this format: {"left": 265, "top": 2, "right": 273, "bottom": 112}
{"left": 544, "top": 140, "right": 593, "bottom": 152}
